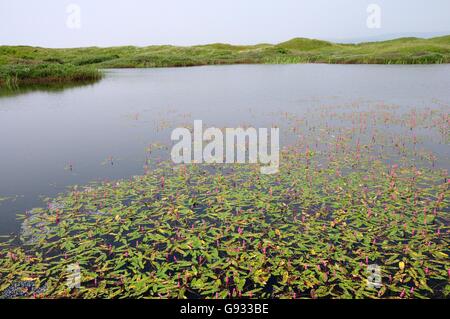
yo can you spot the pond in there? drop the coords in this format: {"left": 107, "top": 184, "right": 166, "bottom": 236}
{"left": 0, "top": 63, "right": 449, "bottom": 237}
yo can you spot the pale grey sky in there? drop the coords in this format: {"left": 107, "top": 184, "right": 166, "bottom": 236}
{"left": 1, "top": 0, "right": 449, "bottom": 47}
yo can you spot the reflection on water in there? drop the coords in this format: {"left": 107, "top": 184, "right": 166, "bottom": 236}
{"left": 0, "top": 80, "right": 101, "bottom": 98}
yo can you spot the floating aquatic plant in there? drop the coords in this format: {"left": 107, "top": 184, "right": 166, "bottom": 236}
{"left": 0, "top": 101, "right": 448, "bottom": 299}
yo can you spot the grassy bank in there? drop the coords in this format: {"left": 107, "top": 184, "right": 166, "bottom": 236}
{"left": 0, "top": 35, "right": 449, "bottom": 88}
{"left": 0, "top": 63, "right": 102, "bottom": 89}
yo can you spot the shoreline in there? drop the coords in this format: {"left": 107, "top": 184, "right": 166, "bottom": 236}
{"left": 2, "top": 60, "right": 449, "bottom": 90}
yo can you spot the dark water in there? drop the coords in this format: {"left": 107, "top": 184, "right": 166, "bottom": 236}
{"left": 0, "top": 64, "right": 449, "bottom": 235}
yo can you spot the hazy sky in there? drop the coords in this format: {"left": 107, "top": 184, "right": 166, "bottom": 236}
{"left": 1, "top": 0, "right": 449, "bottom": 47}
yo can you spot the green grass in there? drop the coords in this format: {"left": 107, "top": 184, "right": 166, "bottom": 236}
{"left": 0, "top": 36, "right": 449, "bottom": 88}
{"left": 0, "top": 63, "right": 102, "bottom": 89}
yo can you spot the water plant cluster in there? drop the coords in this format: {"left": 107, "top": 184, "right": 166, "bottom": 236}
{"left": 0, "top": 63, "right": 101, "bottom": 89}
{"left": 1, "top": 35, "right": 449, "bottom": 88}
{"left": 0, "top": 100, "right": 448, "bottom": 299}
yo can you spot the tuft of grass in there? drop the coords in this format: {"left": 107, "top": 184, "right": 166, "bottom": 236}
{"left": 0, "top": 63, "right": 102, "bottom": 88}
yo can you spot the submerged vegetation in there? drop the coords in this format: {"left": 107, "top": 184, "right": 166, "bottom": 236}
{"left": 0, "top": 35, "right": 449, "bottom": 88}
{"left": 0, "top": 100, "right": 448, "bottom": 299}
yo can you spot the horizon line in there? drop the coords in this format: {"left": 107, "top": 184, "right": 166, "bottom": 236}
{"left": 1, "top": 33, "right": 449, "bottom": 50}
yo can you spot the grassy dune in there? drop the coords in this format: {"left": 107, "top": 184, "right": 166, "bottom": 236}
{"left": 0, "top": 36, "right": 449, "bottom": 88}
{"left": 0, "top": 63, "right": 101, "bottom": 89}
